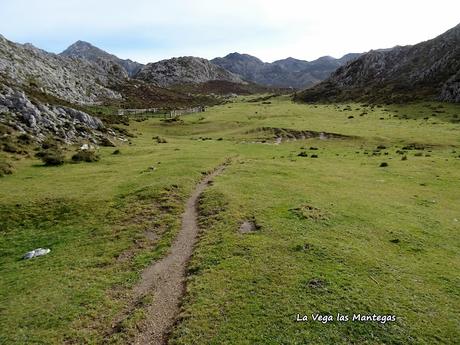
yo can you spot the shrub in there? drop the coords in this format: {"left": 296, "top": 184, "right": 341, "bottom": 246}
{"left": 17, "top": 133, "right": 33, "bottom": 145}
{"left": 2, "top": 142, "right": 19, "bottom": 153}
{"left": 41, "top": 138, "right": 60, "bottom": 150}
{"left": 39, "top": 149, "right": 65, "bottom": 166}
{"left": 0, "top": 124, "right": 12, "bottom": 135}
{"left": 153, "top": 136, "right": 167, "bottom": 144}
{"left": 71, "top": 150, "right": 99, "bottom": 163}
{"left": 112, "top": 149, "right": 121, "bottom": 155}
{"left": 379, "top": 162, "right": 389, "bottom": 167}
{"left": 112, "top": 126, "right": 135, "bottom": 138}
{"left": 163, "top": 117, "right": 184, "bottom": 124}
{"left": 297, "top": 151, "right": 308, "bottom": 157}
{"left": 0, "top": 161, "right": 14, "bottom": 177}
{"left": 99, "top": 137, "right": 116, "bottom": 147}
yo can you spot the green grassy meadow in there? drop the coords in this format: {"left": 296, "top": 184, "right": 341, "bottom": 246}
{"left": 0, "top": 96, "right": 459, "bottom": 344}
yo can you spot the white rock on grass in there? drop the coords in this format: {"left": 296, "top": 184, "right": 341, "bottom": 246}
{"left": 22, "top": 248, "right": 51, "bottom": 260}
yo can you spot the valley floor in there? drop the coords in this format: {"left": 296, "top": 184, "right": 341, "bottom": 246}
{"left": 0, "top": 96, "right": 459, "bottom": 344}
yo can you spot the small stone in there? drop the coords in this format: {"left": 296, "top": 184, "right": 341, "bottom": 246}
{"left": 23, "top": 248, "right": 51, "bottom": 260}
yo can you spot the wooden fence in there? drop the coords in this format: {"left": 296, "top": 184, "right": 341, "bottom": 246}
{"left": 169, "top": 106, "right": 206, "bottom": 118}
{"left": 118, "top": 108, "right": 158, "bottom": 116}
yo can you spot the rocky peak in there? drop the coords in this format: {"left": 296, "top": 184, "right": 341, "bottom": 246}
{"left": 64, "top": 40, "right": 95, "bottom": 51}
{"left": 272, "top": 57, "right": 309, "bottom": 72}
{"left": 223, "top": 53, "right": 264, "bottom": 64}
{"left": 134, "top": 56, "right": 244, "bottom": 87}
{"left": 61, "top": 41, "right": 143, "bottom": 77}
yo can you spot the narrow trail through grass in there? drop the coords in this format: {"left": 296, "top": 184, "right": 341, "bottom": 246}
{"left": 130, "top": 163, "right": 228, "bottom": 345}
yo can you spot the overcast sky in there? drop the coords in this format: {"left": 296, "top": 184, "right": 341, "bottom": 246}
{"left": 0, "top": 0, "right": 459, "bottom": 63}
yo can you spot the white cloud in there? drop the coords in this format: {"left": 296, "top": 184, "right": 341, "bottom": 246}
{"left": 0, "top": 0, "right": 459, "bottom": 62}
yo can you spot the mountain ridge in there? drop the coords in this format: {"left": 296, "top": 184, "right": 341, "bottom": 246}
{"left": 211, "top": 52, "right": 361, "bottom": 88}
{"left": 296, "top": 23, "right": 460, "bottom": 103}
{"left": 58, "top": 40, "right": 360, "bottom": 90}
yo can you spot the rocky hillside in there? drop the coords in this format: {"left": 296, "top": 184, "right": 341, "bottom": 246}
{"left": 134, "top": 57, "right": 244, "bottom": 87}
{"left": 0, "top": 35, "right": 125, "bottom": 104}
{"left": 211, "top": 53, "right": 361, "bottom": 88}
{"left": 0, "top": 34, "right": 131, "bottom": 146}
{"left": 0, "top": 85, "right": 111, "bottom": 144}
{"left": 60, "top": 41, "right": 143, "bottom": 77}
{"left": 296, "top": 23, "right": 460, "bottom": 103}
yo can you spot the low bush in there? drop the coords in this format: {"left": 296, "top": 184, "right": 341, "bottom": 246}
{"left": 41, "top": 138, "right": 60, "bottom": 150}
{"left": 0, "top": 161, "right": 14, "bottom": 177}
{"left": 112, "top": 126, "right": 135, "bottom": 138}
{"left": 99, "top": 137, "right": 116, "bottom": 147}
{"left": 2, "top": 142, "right": 19, "bottom": 153}
{"left": 71, "top": 150, "right": 100, "bottom": 163}
{"left": 38, "top": 149, "right": 65, "bottom": 166}
{"left": 297, "top": 151, "right": 308, "bottom": 157}
{"left": 17, "top": 133, "right": 33, "bottom": 145}
{"left": 0, "top": 124, "right": 12, "bottom": 135}
{"left": 153, "top": 136, "right": 168, "bottom": 144}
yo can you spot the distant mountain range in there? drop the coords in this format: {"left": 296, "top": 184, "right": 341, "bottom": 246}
{"left": 211, "top": 53, "right": 361, "bottom": 88}
{"left": 296, "top": 23, "right": 460, "bottom": 103}
{"left": 58, "top": 40, "right": 360, "bottom": 89}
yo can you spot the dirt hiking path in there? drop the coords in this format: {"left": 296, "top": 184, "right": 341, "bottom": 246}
{"left": 133, "top": 164, "right": 227, "bottom": 345}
